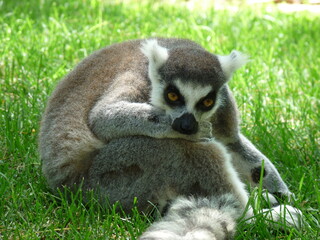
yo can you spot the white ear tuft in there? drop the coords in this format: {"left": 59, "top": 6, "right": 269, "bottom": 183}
{"left": 218, "top": 50, "right": 249, "bottom": 79}
{"left": 141, "top": 39, "right": 169, "bottom": 69}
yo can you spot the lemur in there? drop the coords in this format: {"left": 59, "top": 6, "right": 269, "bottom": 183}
{"left": 40, "top": 38, "right": 298, "bottom": 239}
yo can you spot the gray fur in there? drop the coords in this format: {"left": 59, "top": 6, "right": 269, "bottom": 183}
{"left": 40, "top": 38, "right": 293, "bottom": 239}
{"left": 85, "top": 137, "right": 248, "bottom": 213}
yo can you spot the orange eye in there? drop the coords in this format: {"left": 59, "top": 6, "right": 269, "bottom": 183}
{"left": 168, "top": 92, "right": 179, "bottom": 102}
{"left": 203, "top": 98, "right": 214, "bottom": 107}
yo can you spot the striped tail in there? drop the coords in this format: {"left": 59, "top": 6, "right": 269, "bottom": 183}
{"left": 140, "top": 194, "right": 243, "bottom": 240}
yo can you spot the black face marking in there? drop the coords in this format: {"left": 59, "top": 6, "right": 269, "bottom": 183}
{"left": 163, "top": 84, "right": 185, "bottom": 107}
{"left": 196, "top": 90, "right": 217, "bottom": 112}
{"left": 251, "top": 166, "right": 267, "bottom": 184}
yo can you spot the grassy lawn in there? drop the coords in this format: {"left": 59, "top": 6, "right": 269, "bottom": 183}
{"left": 0, "top": 0, "right": 319, "bottom": 239}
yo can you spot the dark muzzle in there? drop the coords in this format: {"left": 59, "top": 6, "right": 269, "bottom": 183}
{"left": 172, "top": 113, "right": 198, "bottom": 135}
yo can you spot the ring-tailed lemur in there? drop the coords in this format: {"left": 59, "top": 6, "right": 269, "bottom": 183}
{"left": 40, "top": 38, "right": 299, "bottom": 239}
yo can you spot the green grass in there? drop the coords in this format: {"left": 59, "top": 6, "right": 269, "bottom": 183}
{"left": 0, "top": 0, "right": 319, "bottom": 239}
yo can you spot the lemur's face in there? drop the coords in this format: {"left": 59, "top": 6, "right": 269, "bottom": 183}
{"left": 141, "top": 39, "right": 247, "bottom": 135}
{"left": 152, "top": 79, "right": 221, "bottom": 135}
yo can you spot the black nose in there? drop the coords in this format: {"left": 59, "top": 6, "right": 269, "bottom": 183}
{"left": 172, "top": 113, "right": 198, "bottom": 135}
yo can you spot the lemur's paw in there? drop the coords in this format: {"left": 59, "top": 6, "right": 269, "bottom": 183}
{"left": 196, "top": 121, "right": 213, "bottom": 140}
{"left": 263, "top": 205, "right": 304, "bottom": 229}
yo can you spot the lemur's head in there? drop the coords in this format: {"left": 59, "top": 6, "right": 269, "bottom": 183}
{"left": 141, "top": 39, "right": 248, "bottom": 135}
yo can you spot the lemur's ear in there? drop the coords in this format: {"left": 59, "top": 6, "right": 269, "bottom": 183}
{"left": 141, "top": 39, "right": 169, "bottom": 69}
{"left": 217, "top": 50, "right": 249, "bottom": 79}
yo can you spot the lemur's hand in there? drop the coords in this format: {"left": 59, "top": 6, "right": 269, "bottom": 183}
{"left": 195, "top": 121, "right": 213, "bottom": 141}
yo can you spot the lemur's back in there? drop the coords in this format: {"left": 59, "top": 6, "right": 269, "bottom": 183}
{"left": 42, "top": 40, "right": 147, "bottom": 129}
{"left": 40, "top": 40, "right": 146, "bottom": 188}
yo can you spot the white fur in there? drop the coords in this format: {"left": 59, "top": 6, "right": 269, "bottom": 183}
{"left": 149, "top": 80, "right": 168, "bottom": 111}
{"left": 141, "top": 39, "right": 169, "bottom": 111}
{"left": 185, "top": 230, "right": 216, "bottom": 240}
{"left": 174, "top": 79, "right": 212, "bottom": 111}
{"left": 174, "top": 79, "right": 222, "bottom": 121}
{"left": 262, "top": 205, "right": 303, "bottom": 229}
{"left": 141, "top": 39, "right": 168, "bottom": 81}
{"left": 217, "top": 50, "right": 249, "bottom": 79}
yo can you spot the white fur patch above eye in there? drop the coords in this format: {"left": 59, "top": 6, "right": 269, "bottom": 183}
{"left": 140, "top": 39, "right": 169, "bottom": 69}
{"left": 174, "top": 79, "right": 213, "bottom": 110}
{"left": 150, "top": 80, "right": 169, "bottom": 110}
{"left": 174, "top": 79, "right": 221, "bottom": 120}
{"left": 217, "top": 50, "right": 249, "bottom": 79}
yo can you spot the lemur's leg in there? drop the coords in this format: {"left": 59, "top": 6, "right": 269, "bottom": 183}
{"left": 85, "top": 136, "right": 248, "bottom": 213}
{"left": 227, "top": 134, "right": 291, "bottom": 197}
{"left": 212, "top": 86, "right": 291, "bottom": 197}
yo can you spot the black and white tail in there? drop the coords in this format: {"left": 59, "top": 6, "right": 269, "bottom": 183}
{"left": 140, "top": 194, "right": 243, "bottom": 240}
{"left": 140, "top": 192, "right": 304, "bottom": 240}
